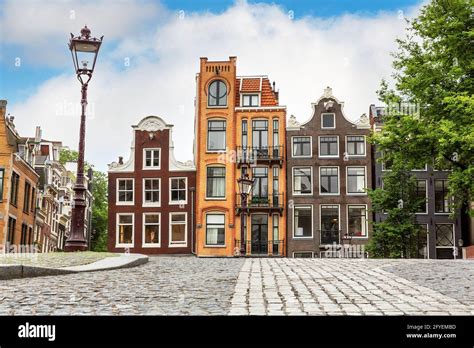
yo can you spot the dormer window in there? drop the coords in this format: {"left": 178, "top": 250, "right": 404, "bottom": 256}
{"left": 321, "top": 113, "right": 335, "bottom": 129}
{"left": 208, "top": 80, "right": 227, "bottom": 107}
{"left": 242, "top": 94, "right": 259, "bottom": 107}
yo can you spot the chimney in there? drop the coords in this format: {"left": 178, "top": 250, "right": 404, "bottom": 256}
{"left": 272, "top": 81, "right": 276, "bottom": 91}
{"left": 35, "top": 126, "right": 42, "bottom": 143}
{"left": 118, "top": 156, "right": 123, "bottom": 165}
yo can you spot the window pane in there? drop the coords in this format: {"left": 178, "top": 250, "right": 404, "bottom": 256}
{"left": 207, "top": 214, "right": 225, "bottom": 224}
{"left": 348, "top": 206, "right": 367, "bottom": 236}
{"left": 144, "top": 224, "right": 159, "bottom": 244}
{"left": 322, "top": 114, "right": 335, "bottom": 128}
{"left": 171, "top": 224, "right": 186, "bottom": 243}
{"left": 145, "top": 214, "right": 159, "bottom": 224}
{"left": 119, "top": 215, "right": 132, "bottom": 224}
{"left": 294, "top": 207, "right": 312, "bottom": 237}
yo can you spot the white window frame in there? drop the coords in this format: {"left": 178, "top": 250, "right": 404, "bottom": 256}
{"left": 292, "top": 166, "right": 313, "bottom": 196}
{"left": 143, "top": 148, "right": 161, "bottom": 170}
{"left": 116, "top": 178, "right": 134, "bottom": 206}
{"left": 434, "top": 179, "right": 451, "bottom": 215}
{"left": 241, "top": 93, "right": 260, "bottom": 107}
{"left": 293, "top": 205, "right": 313, "bottom": 239}
{"left": 415, "top": 179, "right": 428, "bottom": 215}
{"left": 321, "top": 113, "right": 336, "bottom": 129}
{"left": 169, "top": 177, "right": 188, "bottom": 205}
{"left": 169, "top": 212, "right": 188, "bottom": 247}
{"left": 435, "top": 223, "right": 455, "bottom": 249}
{"left": 412, "top": 164, "right": 428, "bottom": 171}
{"left": 346, "top": 166, "right": 367, "bottom": 195}
{"left": 319, "top": 166, "right": 340, "bottom": 196}
{"left": 346, "top": 204, "right": 369, "bottom": 239}
{"left": 292, "top": 251, "right": 314, "bottom": 258}
{"left": 205, "top": 166, "right": 226, "bottom": 200}
{"left": 142, "top": 213, "right": 161, "bottom": 248}
{"left": 291, "top": 136, "right": 312, "bottom": 158}
{"left": 142, "top": 178, "right": 161, "bottom": 207}
{"left": 345, "top": 135, "right": 366, "bottom": 157}
{"left": 319, "top": 204, "right": 340, "bottom": 244}
{"left": 115, "top": 213, "right": 134, "bottom": 248}
{"left": 318, "top": 135, "right": 339, "bottom": 158}
{"left": 207, "top": 119, "right": 227, "bottom": 153}
{"left": 205, "top": 213, "right": 226, "bottom": 248}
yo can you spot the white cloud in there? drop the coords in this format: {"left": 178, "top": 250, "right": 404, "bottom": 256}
{"left": 5, "top": 0, "right": 423, "bottom": 171}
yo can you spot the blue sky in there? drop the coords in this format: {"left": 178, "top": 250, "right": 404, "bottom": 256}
{"left": 0, "top": 0, "right": 421, "bottom": 106}
{"left": 0, "top": 0, "right": 424, "bottom": 170}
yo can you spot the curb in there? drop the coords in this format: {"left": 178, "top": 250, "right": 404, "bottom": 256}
{"left": 0, "top": 254, "right": 148, "bottom": 280}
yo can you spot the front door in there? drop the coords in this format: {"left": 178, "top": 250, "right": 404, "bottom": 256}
{"left": 251, "top": 214, "right": 268, "bottom": 254}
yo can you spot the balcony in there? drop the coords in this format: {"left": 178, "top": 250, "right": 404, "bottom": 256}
{"left": 236, "top": 146, "right": 283, "bottom": 167}
{"left": 235, "top": 239, "right": 285, "bottom": 256}
{"left": 235, "top": 194, "right": 284, "bottom": 215}
{"left": 319, "top": 229, "right": 341, "bottom": 245}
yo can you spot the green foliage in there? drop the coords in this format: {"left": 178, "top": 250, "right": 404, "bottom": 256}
{"left": 367, "top": 160, "right": 426, "bottom": 258}
{"left": 376, "top": 0, "right": 474, "bottom": 216}
{"left": 90, "top": 170, "right": 108, "bottom": 252}
{"left": 59, "top": 148, "right": 108, "bottom": 251}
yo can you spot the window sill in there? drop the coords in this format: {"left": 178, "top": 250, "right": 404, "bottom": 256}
{"left": 204, "top": 244, "right": 226, "bottom": 248}
{"left": 142, "top": 167, "right": 161, "bottom": 170}
{"left": 169, "top": 243, "right": 187, "bottom": 248}
{"left": 318, "top": 156, "right": 339, "bottom": 159}
{"left": 142, "top": 244, "right": 161, "bottom": 248}
{"left": 205, "top": 197, "right": 226, "bottom": 201}
{"left": 169, "top": 201, "right": 188, "bottom": 206}
{"left": 116, "top": 202, "right": 135, "bottom": 206}
{"left": 292, "top": 236, "right": 314, "bottom": 239}
{"left": 142, "top": 203, "right": 161, "bottom": 208}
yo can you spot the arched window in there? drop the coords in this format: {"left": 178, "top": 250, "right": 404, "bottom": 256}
{"left": 208, "top": 80, "right": 227, "bottom": 107}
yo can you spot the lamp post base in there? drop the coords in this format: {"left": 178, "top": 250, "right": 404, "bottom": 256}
{"left": 64, "top": 240, "right": 88, "bottom": 252}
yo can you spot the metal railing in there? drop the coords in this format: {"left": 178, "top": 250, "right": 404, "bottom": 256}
{"left": 319, "top": 229, "right": 341, "bottom": 245}
{"left": 235, "top": 239, "right": 285, "bottom": 256}
{"left": 235, "top": 194, "right": 283, "bottom": 209}
{"left": 236, "top": 146, "right": 283, "bottom": 164}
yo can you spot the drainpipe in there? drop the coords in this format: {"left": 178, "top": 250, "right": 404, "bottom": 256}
{"left": 189, "top": 187, "right": 196, "bottom": 255}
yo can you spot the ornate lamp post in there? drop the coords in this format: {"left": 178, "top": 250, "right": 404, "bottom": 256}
{"left": 237, "top": 174, "right": 254, "bottom": 256}
{"left": 64, "top": 26, "right": 103, "bottom": 252}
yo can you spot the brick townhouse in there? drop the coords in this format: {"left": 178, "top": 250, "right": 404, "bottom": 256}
{"left": 108, "top": 116, "right": 196, "bottom": 254}
{"left": 286, "top": 88, "right": 373, "bottom": 257}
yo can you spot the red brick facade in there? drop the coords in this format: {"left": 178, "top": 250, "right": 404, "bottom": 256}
{"left": 108, "top": 116, "right": 196, "bottom": 254}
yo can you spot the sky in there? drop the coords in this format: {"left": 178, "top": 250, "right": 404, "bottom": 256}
{"left": 0, "top": 0, "right": 425, "bottom": 171}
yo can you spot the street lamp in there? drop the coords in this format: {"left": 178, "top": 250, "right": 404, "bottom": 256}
{"left": 64, "top": 26, "right": 103, "bottom": 252}
{"left": 237, "top": 174, "right": 254, "bottom": 256}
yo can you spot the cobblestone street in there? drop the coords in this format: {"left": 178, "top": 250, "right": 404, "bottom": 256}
{"left": 0, "top": 256, "right": 473, "bottom": 316}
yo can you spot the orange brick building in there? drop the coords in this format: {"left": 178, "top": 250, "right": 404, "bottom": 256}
{"left": 0, "top": 100, "right": 39, "bottom": 251}
{"left": 194, "top": 57, "right": 287, "bottom": 257}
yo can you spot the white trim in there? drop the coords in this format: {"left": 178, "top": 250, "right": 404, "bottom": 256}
{"left": 241, "top": 93, "right": 261, "bottom": 107}
{"left": 142, "top": 148, "right": 161, "bottom": 170}
{"left": 169, "top": 212, "right": 188, "bottom": 247}
{"left": 207, "top": 119, "right": 227, "bottom": 152}
{"left": 142, "top": 212, "right": 161, "bottom": 248}
{"left": 318, "top": 135, "right": 339, "bottom": 158}
{"left": 345, "top": 135, "right": 367, "bottom": 158}
{"left": 142, "top": 178, "right": 161, "bottom": 207}
{"left": 204, "top": 212, "right": 226, "bottom": 247}
{"left": 292, "top": 251, "right": 314, "bottom": 258}
{"left": 292, "top": 166, "right": 313, "bottom": 196}
{"left": 115, "top": 178, "right": 134, "bottom": 206}
{"left": 346, "top": 204, "right": 369, "bottom": 239}
{"left": 412, "top": 164, "right": 428, "bottom": 171}
{"left": 346, "top": 166, "right": 367, "bottom": 195}
{"left": 415, "top": 179, "right": 428, "bottom": 215}
{"left": 319, "top": 166, "right": 340, "bottom": 196}
{"left": 205, "top": 165, "right": 226, "bottom": 200}
{"left": 291, "top": 135, "right": 312, "bottom": 158}
{"left": 321, "top": 113, "right": 336, "bottom": 129}
{"left": 115, "top": 213, "right": 134, "bottom": 248}
{"left": 292, "top": 205, "right": 313, "bottom": 239}
{"left": 319, "top": 204, "right": 340, "bottom": 245}
{"left": 169, "top": 177, "right": 188, "bottom": 205}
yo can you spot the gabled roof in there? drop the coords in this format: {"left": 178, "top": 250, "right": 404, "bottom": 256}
{"left": 235, "top": 76, "right": 278, "bottom": 107}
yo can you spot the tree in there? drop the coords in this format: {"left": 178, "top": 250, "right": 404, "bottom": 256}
{"left": 90, "top": 171, "right": 108, "bottom": 251}
{"left": 367, "top": 159, "right": 426, "bottom": 258}
{"left": 59, "top": 148, "right": 108, "bottom": 251}
{"left": 377, "top": 0, "right": 474, "bottom": 216}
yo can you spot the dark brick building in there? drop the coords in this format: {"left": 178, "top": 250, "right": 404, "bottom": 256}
{"left": 108, "top": 116, "right": 196, "bottom": 254}
{"left": 369, "top": 105, "right": 463, "bottom": 259}
{"left": 286, "top": 87, "right": 373, "bottom": 257}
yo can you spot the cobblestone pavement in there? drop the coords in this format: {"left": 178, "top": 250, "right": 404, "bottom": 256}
{"left": 0, "top": 256, "right": 243, "bottom": 315}
{"left": 229, "top": 258, "right": 474, "bottom": 316}
{"left": 1, "top": 256, "right": 473, "bottom": 316}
